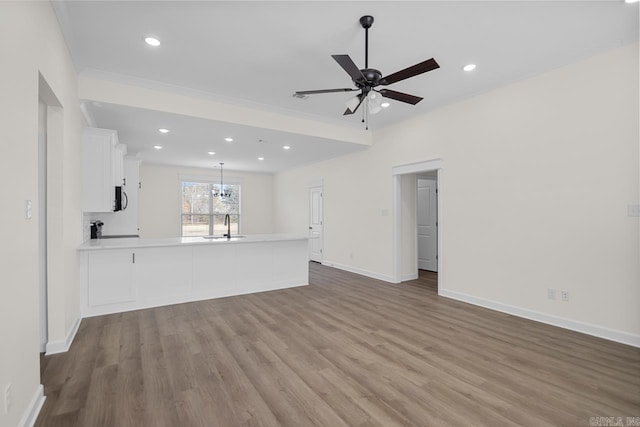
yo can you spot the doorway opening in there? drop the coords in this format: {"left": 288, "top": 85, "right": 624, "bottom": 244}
{"left": 38, "top": 73, "right": 62, "bottom": 372}
{"left": 37, "top": 99, "right": 48, "bottom": 353}
{"left": 392, "top": 159, "right": 443, "bottom": 292}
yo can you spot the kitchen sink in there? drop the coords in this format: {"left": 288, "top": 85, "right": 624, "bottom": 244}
{"left": 202, "top": 235, "right": 246, "bottom": 240}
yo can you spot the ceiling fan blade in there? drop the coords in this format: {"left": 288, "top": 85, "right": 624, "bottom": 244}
{"left": 381, "top": 58, "right": 439, "bottom": 86}
{"left": 379, "top": 89, "right": 423, "bottom": 105}
{"left": 332, "top": 54, "right": 366, "bottom": 82}
{"left": 295, "top": 88, "right": 357, "bottom": 95}
{"left": 344, "top": 94, "right": 365, "bottom": 115}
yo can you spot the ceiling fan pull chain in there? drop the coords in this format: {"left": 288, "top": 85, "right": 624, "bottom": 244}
{"left": 363, "top": 99, "right": 368, "bottom": 130}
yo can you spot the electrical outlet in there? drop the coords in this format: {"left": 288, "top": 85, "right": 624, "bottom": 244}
{"left": 547, "top": 288, "right": 557, "bottom": 300}
{"left": 4, "top": 384, "right": 11, "bottom": 414}
{"left": 561, "top": 291, "right": 569, "bottom": 302}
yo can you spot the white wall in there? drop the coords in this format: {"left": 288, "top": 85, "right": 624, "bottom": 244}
{"left": 0, "top": 2, "right": 82, "bottom": 426}
{"left": 274, "top": 44, "right": 640, "bottom": 342}
{"left": 274, "top": 146, "right": 397, "bottom": 279}
{"left": 139, "top": 163, "right": 274, "bottom": 238}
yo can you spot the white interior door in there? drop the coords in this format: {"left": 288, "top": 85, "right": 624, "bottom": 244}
{"left": 308, "top": 186, "right": 323, "bottom": 262}
{"left": 417, "top": 178, "right": 437, "bottom": 272}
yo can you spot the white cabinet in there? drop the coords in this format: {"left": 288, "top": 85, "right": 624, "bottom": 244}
{"left": 82, "top": 127, "right": 126, "bottom": 212}
{"left": 111, "top": 143, "right": 127, "bottom": 187}
{"left": 192, "top": 244, "right": 238, "bottom": 296}
{"left": 134, "top": 246, "right": 192, "bottom": 300}
{"left": 87, "top": 249, "right": 135, "bottom": 307}
{"left": 80, "top": 238, "right": 310, "bottom": 317}
{"left": 82, "top": 246, "right": 193, "bottom": 315}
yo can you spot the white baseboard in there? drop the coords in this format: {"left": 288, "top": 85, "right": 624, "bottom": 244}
{"left": 402, "top": 272, "right": 419, "bottom": 281}
{"left": 45, "top": 317, "right": 81, "bottom": 355}
{"left": 321, "top": 260, "right": 394, "bottom": 283}
{"left": 439, "top": 288, "right": 640, "bottom": 348}
{"left": 18, "top": 384, "right": 45, "bottom": 427}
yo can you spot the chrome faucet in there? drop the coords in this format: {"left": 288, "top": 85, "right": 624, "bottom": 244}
{"left": 224, "top": 214, "right": 231, "bottom": 238}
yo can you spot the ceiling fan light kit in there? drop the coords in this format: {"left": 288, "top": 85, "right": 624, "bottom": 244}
{"left": 295, "top": 15, "right": 439, "bottom": 128}
{"left": 367, "top": 91, "right": 383, "bottom": 115}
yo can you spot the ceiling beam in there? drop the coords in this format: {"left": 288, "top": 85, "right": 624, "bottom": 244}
{"left": 78, "top": 75, "right": 372, "bottom": 147}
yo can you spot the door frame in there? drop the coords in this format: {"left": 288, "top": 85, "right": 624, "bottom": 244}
{"left": 392, "top": 159, "right": 443, "bottom": 287}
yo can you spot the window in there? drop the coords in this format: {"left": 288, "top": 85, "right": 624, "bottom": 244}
{"left": 181, "top": 180, "right": 241, "bottom": 237}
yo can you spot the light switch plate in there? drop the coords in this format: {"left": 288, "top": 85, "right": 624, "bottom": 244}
{"left": 25, "top": 200, "right": 32, "bottom": 220}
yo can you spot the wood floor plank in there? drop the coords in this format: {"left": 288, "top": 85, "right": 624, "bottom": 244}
{"left": 138, "top": 310, "right": 182, "bottom": 427}
{"left": 36, "top": 264, "right": 640, "bottom": 427}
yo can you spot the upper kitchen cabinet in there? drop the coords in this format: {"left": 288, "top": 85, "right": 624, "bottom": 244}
{"left": 111, "top": 143, "right": 127, "bottom": 187}
{"left": 82, "top": 127, "right": 126, "bottom": 212}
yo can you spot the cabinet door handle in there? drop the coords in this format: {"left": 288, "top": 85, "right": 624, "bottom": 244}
{"left": 132, "top": 253, "right": 135, "bottom": 264}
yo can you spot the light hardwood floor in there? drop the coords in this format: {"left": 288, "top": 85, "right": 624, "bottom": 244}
{"left": 36, "top": 263, "right": 639, "bottom": 426}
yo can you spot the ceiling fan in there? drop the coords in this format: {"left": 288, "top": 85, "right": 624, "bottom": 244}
{"left": 295, "top": 15, "right": 440, "bottom": 119}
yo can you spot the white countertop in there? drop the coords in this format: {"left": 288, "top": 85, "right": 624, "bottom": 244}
{"left": 78, "top": 233, "right": 309, "bottom": 251}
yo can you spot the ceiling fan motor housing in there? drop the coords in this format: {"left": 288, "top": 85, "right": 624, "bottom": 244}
{"left": 355, "top": 68, "right": 383, "bottom": 89}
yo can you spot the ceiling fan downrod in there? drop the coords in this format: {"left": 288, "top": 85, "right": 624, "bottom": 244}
{"left": 360, "top": 15, "right": 374, "bottom": 69}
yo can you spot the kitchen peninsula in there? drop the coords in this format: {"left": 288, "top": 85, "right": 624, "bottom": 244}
{"left": 78, "top": 234, "right": 309, "bottom": 317}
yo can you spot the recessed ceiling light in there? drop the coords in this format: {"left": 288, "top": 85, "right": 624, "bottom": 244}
{"left": 224, "top": 137, "right": 234, "bottom": 142}
{"left": 258, "top": 157, "right": 264, "bottom": 161}
{"left": 625, "top": 0, "right": 638, "bottom": 3}
{"left": 145, "top": 37, "right": 161, "bottom": 47}
{"left": 463, "top": 64, "right": 477, "bottom": 72}
{"left": 282, "top": 145, "right": 291, "bottom": 150}
{"left": 158, "top": 128, "right": 170, "bottom": 133}
{"left": 207, "top": 151, "right": 216, "bottom": 155}
{"left": 153, "top": 145, "right": 163, "bottom": 150}
{"left": 381, "top": 102, "right": 390, "bottom": 108}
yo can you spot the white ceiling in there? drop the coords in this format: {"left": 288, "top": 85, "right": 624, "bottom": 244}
{"left": 54, "top": 1, "right": 638, "bottom": 171}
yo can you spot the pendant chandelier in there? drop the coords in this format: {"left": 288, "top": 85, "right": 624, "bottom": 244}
{"left": 212, "top": 162, "right": 231, "bottom": 198}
